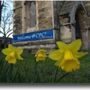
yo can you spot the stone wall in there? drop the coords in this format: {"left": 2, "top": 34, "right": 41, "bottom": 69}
{"left": 85, "top": 2, "right": 90, "bottom": 49}
{"left": 82, "top": 1, "right": 90, "bottom": 49}
{"left": 13, "top": 1, "right": 22, "bottom": 35}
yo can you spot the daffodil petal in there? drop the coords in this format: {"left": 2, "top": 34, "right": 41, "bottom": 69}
{"left": 49, "top": 50, "right": 63, "bottom": 61}
{"left": 39, "top": 49, "right": 46, "bottom": 52}
{"left": 15, "top": 47, "right": 23, "bottom": 60}
{"left": 69, "top": 39, "right": 82, "bottom": 52}
{"left": 75, "top": 52, "right": 88, "bottom": 58}
{"left": 16, "top": 47, "right": 23, "bottom": 55}
{"left": 18, "top": 56, "right": 23, "bottom": 60}
{"left": 8, "top": 44, "right": 15, "bottom": 49}
{"left": 2, "top": 48, "right": 12, "bottom": 55}
{"left": 56, "top": 41, "right": 68, "bottom": 50}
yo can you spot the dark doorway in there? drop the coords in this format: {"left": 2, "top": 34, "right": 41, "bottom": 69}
{"left": 75, "top": 7, "right": 82, "bottom": 39}
{"left": 75, "top": 6, "right": 88, "bottom": 49}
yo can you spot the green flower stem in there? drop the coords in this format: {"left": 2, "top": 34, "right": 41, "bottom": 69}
{"left": 35, "top": 61, "right": 40, "bottom": 83}
{"left": 57, "top": 72, "right": 69, "bottom": 82}
{"left": 7, "top": 64, "right": 13, "bottom": 82}
{"left": 0, "top": 57, "right": 4, "bottom": 74}
{"left": 0, "top": 61, "right": 9, "bottom": 82}
{"left": 53, "top": 67, "right": 58, "bottom": 82}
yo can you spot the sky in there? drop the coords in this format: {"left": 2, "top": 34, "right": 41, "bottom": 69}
{"left": 0, "top": 0, "right": 13, "bottom": 38}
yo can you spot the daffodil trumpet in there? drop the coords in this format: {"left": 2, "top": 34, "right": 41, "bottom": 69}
{"left": 35, "top": 49, "right": 47, "bottom": 62}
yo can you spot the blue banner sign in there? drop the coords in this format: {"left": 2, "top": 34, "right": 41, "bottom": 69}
{"left": 13, "top": 29, "right": 54, "bottom": 43}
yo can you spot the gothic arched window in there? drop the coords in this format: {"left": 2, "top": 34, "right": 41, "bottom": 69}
{"left": 27, "top": 1, "right": 36, "bottom": 28}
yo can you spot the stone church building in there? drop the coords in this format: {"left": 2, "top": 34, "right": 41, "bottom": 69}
{"left": 13, "top": 1, "right": 90, "bottom": 51}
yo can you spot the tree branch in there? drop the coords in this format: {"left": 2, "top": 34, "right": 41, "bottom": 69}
{"left": 6, "top": 31, "right": 13, "bottom": 37}
{"left": 0, "top": 31, "right": 4, "bottom": 34}
{"left": 6, "top": 29, "right": 13, "bottom": 35}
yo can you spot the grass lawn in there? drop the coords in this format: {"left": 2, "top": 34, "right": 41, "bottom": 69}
{"left": 0, "top": 50, "right": 90, "bottom": 83}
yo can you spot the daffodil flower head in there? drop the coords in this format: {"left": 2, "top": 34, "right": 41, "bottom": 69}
{"left": 49, "top": 39, "right": 87, "bottom": 72}
{"left": 35, "top": 49, "right": 47, "bottom": 62}
{"left": 2, "top": 44, "right": 23, "bottom": 64}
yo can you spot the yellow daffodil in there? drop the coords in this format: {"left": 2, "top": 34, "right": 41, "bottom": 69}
{"left": 49, "top": 39, "right": 87, "bottom": 72}
{"left": 35, "top": 49, "right": 47, "bottom": 62}
{"left": 2, "top": 44, "right": 23, "bottom": 64}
